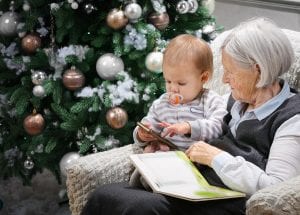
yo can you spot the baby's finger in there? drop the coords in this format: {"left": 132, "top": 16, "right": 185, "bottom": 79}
{"left": 158, "top": 121, "right": 171, "bottom": 127}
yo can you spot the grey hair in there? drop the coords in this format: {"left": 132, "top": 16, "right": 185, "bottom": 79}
{"left": 221, "top": 17, "right": 294, "bottom": 87}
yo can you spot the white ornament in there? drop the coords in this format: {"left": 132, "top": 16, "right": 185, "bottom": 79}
{"left": 145, "top": 51, "right": 163, "bottom": 73}
{"left": 59, "top": 152, "right": 80, "bottom": 177}
{"left": 201, "top": 0, "right": 215, "bottom": 15}
{"left": 187, "top": 0, "right": 199, "bottom": 13}
{"left": 124, "top": 3, "right": 142, "bottom": 22}
{"left": 33, "top": 85, "right": 46, "bottom": 98}
{"left": 96, "top": 53, "right": 124, "bottom": 80}
{"left": 31, "top": 70, "right": 47, "bottom": 85}
{"left": 23, "top": 3, "right": 31, "bottom": 11}
{"left": 0, "top": 12, "right": 19, "bottom": 36}
{"left": 176, "top": 0, "right": 189, "bottom": 14}
{"left": 71, "top": 2, "right": 79, "bottom": 10}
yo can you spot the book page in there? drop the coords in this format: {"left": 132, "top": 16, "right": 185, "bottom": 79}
{"left": 130, "top": 151, "right": 245, "bottom": 201}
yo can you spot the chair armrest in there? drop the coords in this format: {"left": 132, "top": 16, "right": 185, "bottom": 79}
{"left": 246, "top": 175, "right": 300, "bottom": 215}
{"left": 66, "top": 144, "right": 142, "bottom": 215}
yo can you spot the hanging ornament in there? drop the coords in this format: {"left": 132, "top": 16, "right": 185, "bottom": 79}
{"left": 62, "top": 66, "right": 85, "bottom": 91}
{"left": 106, "top": 107, "right": 128, "bottom": 129}
{"left": 124, "top": 3, "right": 142, "bottom": 23}
{"left": 33, "top": 85, "right": 46, "bottom": 98}
{"left": 24, "top": 156, "right": 34, "bottom": 170}
{"left": 145, "top": 51, "right": 163, "bottom": 73}
{"left": 23, "top": 1, "right": 31, "bottom": 11}
{"left": 21, "top": 33, "right": 42, "bottom": 54}
{"left": 106, "top": 8, "right": 128, "bottom": 30}
{"left": 31, "top": 70, "right": 47, "bottom": 85}
{"left": 0, "top": 12, "right": 19, "bottom": 36}
{"left": 84, "top": 3, "right": 97, "bottom": 14}
{"left": 92, "top": 145, "right": 98, "bottom": 153}
{"left": 96, "top": 53, "right": 124, "bottom": 80}
{"left": 23, "top": 110, "right": 45, "bottom": 136}
{"left": 59, "top": 152, "right": 80, "bottom": 177}
{"left": 148, "top": 12, "right": 169, "bottom": 30}
{"left": 176, "top": 0, "right": 190, "bottom": 14}
{"left": 201, "top": 0, "right": 215, "bottom": 15}
{"left": 71, "top": 2, "right": 79, "bottom": 10}
{"left": 187, "top": 0, "right": 199, "bottom": 13}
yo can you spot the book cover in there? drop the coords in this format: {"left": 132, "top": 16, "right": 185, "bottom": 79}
{"left": 130, "top": 151, "right": 246, "bottom": 201}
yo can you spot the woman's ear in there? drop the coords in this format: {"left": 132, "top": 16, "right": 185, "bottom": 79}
{"left": 201, "top": 71, "right": 210, "bottom": 83}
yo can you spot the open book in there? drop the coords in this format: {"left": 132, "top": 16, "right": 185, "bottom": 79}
{"left": 130, "top": 151, "right": 246, "bottom": 201}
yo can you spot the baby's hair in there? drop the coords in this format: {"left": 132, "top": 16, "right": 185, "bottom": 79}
{"left": 163, "top": 34, "right": 213, "bottom": 78}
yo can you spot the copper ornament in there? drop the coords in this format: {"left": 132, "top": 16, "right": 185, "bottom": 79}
{"left": 148, "top": 12, "right": 170, "bottom": 30}
{"left": 106, "top": 9, "right": 128, "bottom": 30}
{"left": 21, "top": 33, "right": 41, "bottom": 54}
{"left": 23, "top": 113, "right": 45, "bottom": 135}
{"left": 62, "top": 67, "right": 85, "bottom": 91}
{"left": 106, "top": 107, "right": 128, "bottom": 129}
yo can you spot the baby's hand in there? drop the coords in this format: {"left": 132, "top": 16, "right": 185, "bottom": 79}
{"left": 159, "top": 121, "right": 191, "bottom": 137}
{"left": 137, "top": 123, "right": 157, "bottom": 142}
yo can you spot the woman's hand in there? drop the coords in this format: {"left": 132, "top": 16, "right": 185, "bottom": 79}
{"left": 159, "top": 121, "right": 191, "bottom": 137}
{"left": 185, "top": 141, "right": 223, "bottom": 167}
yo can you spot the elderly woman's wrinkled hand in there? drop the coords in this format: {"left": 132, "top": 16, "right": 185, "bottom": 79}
{"left": 185, "top": 141, "right": 223, "bottom": 167}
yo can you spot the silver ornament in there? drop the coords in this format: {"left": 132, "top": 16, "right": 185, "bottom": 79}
{"left": 84, "top": 4, "right": 96, "bottom": 14}
{"left": 187, "top": 0, "right": 199, "bottom": 13}
{"left": 145, "top": 51, "right": 163, "bottom": 73}
{"left": 33, "top": 85, "right": 46, "bottom": 98}
{"left": 59, "top": 152, "right": 80, "bottom": 177}
{"left": 124, "top": 3, "right": 142, "bottom": 22}
{"left": 31, "top": 70, "right": 47, "bottom": 85}
{"left": 96, "top": 53, "right": 124, "bottom": 80}
{"left": 24, "top": 156, "right": 34, "bottom": 170}
{"left": 176, "top": 0, "right": 189, "bottom": 14}
{"left": 0, "top": 12, "right": 19, "bottom": 36}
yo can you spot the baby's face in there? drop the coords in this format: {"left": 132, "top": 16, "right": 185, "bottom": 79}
{"left": 163, "top": 62, "right": 207, "bottom": 104}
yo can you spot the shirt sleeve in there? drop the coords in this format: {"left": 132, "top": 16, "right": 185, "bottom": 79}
{"left": 133, "top": 97, "right": 163, "bottom": 148}
{"left": 188, "top": 91, "right": 228, "bottom": 141}
{"left": 211, "top": 114, "right": 300, "bottom": 195}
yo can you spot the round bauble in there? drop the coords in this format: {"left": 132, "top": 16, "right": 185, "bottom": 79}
{"left": 176, "top": 0, "right": 190, "bottom": 14}
{"left": 24, "top": 157, "right": 35, "bottom": 170}
{"left": 124, "top": 3, "right": 142, "bottom": 22}
{"left": 31, "top": 70, "right": 47, "bottom": 85}
{"left": 106, "top": 107, "right": 128, "bottom": 129}
{"left": 96, "top": 53, "right": 124, "bottom": 80}
{"left": 21, "top": 33, "right": 41, "bottom": 54}
{"left": 84, "top": 3, "right": 96, "bottom": 14}
{"left": 187, "top": 0, "right": 199, "bottom": 13}
{"left": 148, "top": 12, "right": 169, "bottom": 30}
{"left": 145, "top": 51, "right": 163, "bottom": 73}
{"left": 59, "top": 152, "right": 80, "bottom": 177}
{"left": 23, "top": 112, "right": 45, "bottom": 135}
{"left": 0, "top": 12, "right": 19, "bottom": 36}
{"left": 33, "top": 85, "right": 46, "bottom": 98}
{"left": 106, "top": 9, "right": 128, "bottom": 30}
{"left": 62, "top": 67, "right": 85, "bottom": 91}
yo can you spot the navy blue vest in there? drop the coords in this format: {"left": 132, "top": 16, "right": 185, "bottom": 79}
{"left": 200, "top": 89, "right": 300, "bottom": 188}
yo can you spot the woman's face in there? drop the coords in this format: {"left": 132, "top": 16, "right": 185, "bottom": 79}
{"left": 222, "top": 50, "right": 259, "bottom": 103}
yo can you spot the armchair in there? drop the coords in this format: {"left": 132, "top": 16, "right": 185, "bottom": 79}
{"left": 66, "top": 29, "right": 300, "bottom": 215}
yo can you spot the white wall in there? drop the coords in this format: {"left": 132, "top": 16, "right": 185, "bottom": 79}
{"left": 213, "top": 0, "right": 300, "bottom": 31}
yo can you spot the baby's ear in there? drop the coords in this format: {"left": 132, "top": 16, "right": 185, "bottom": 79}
{"left": 201, "top": 71, "right": 210, "bottom": 83}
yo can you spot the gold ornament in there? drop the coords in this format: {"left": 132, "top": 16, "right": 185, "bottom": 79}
{"left": 106, "top": 107, "right": 128, "bottom": 129}
{"left": 148, "top": 12, "right": 169, "bottom": 30}
{"left": 23, "top": 111, "right": 45, "bottom": 135}
{"left": 62, "top": 66, "right": 85, "bottom": 91}
{"left": 106, "top": 9, "right": 128, "bottom": 30}
{"left": 21, "top": 33, "right": 41, "bottom": 54}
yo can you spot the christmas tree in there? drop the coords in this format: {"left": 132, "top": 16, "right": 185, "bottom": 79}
{"left": 0, "top": 0, "right": 218, "bottom": 184}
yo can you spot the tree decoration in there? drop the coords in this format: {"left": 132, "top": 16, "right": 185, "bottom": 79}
{"left": 148, "top": 12, "right": 169, "bottom": 30}
{"left": 106, "top": 8, "right": 128, "bottom": 30}
{"left": 96, "top": 53, "right": 124, "bottom": 80}
{"left": 62, "top": 66, "right": 85, "bottom": 91}
{"left": 177, "top": 0, "right": 199, "bottom": 14}
{"left": 31, "top": 70, "right": 47, "bottom": 85}
{"left": 24, "top": 156, "right": 34, "bottom": 170}
{"left": 145, "top": 51, "right": 163, "bottom": 73}
{"left": 124, "top": 2, "right": 142, "bottom": 23}
{"left": 0, "top": 12, "right": 19, "bottom": 36}
{"left": 84, "top": 3, "right": 97, "bottom": 14}
{"left": 59, "top": 152, "right": 80, "bottom": 177}
{"left": 33, "top": 85, "right": 46, "bottom": 98}
{"left": 106, "top": 107, "right": 128, "bottom": 129}
{"left": 23, "top": 110, "right": 45, "bottom": 136}
{"left": 21, "top": 33, "right": 42, "bottom": 54}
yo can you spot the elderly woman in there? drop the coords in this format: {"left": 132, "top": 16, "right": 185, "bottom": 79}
{"left": 82, "top": 17, "right": 300, "bottom": 215}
